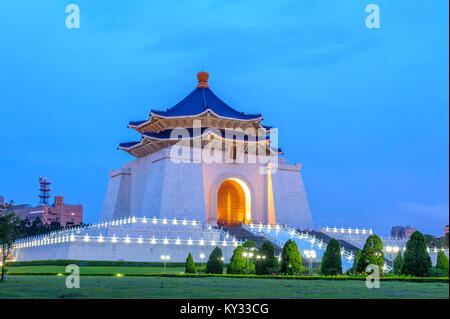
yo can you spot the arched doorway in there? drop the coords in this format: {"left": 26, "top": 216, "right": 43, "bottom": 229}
{"left": 217, "top": 178, "right": 251, "bottom": 227}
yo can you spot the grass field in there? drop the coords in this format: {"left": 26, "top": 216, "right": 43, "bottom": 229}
{"left": 7, "top": 265, "right": 186, "bottom": 275}
{"left": 0, "top": 275, "right": 448, "bottom": 299}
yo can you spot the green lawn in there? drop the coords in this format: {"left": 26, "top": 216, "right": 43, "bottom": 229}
{"left": 7, "top": 265, "right": 186, "bottom": 275}
{"left": 0, "top": 275, "right": 448, "bottom": 299}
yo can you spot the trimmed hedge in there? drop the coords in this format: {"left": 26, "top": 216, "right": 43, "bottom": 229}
{"left": 6, "top": 259, "right": 221, "bottom": 268}
{"left": 5, "top": 271, "right": 448, "bottom": 283}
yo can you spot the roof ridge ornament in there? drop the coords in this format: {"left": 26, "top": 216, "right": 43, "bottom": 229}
{"left": 197, "top": 71, "right": 209, "bottom": 88}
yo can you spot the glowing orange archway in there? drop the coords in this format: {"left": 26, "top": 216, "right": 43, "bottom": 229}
{"left": 217, "top": 178, "right": 251, "bottom": 227}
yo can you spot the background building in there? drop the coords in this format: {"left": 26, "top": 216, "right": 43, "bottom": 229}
{"left": 391, "top": 225, "right": 417, "bottom": 239}
{"left": 12, "top": 196, "right": 83, "bottom": 227}
{"left": 404, "top": 226, "right": 417, "bottom": 238}
{"left": 1, "top": 177, "right": 83, "bottom": 227}
{"left": 391, "top": 226, "right": 406, "bottom": 238}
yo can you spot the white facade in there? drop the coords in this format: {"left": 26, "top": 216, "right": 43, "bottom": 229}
{"left": 14, "top": 217, "right": 240, "bottom": 262}
{"left": 100, "top": 146, "right": 314, "bottom": 230}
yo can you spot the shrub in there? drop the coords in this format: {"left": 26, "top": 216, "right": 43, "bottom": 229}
{"left": 206, "top": 247, "right": 224, "bottom": 274}
{"left": 255, "top": 241, "right": 277, "bottom": 275}
{"left": 403, "top": 231, "right": 432, "bottom": 277}
{"left": 242, "top": 241, "right": 257, "bottom": 249}
{"left": 356, "top": 235, "right": 385, "bottom": 274}
{"left": 320, "top": 238, "right": 342, "bottom": 275}
{"left": 393, "top": 253, "right": 403, "bottom": 275}
{"left": 227, "top": 246, "right": 247, "bottom": 274}
{"left": 436, "top": 251, "right": 449, "bottom": 277}
{"left": 185, "top": 253, "right": 197, "bottom": 274}
{"left": 280, "top": 239, "right": 302, "bottom": 275}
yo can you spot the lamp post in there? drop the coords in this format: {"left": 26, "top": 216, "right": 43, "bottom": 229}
{"left": 160, "top": 255, "right": 170, "bottom": 273}
{"left": 242, "top": 251, "right": 254, "bottom": 274}
{"left": 386, "top": 246, "right": 399, "bottom": 275}
{"left": 303, "top": 250, "right": 316, "bottom": 275}
{"left": 200, "top": 253, "right": 205, "bottom": 269}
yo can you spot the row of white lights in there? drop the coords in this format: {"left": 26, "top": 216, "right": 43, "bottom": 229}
{"left": 15, "top": 234, "right": 240, "bottom": 249}
{"left": 321, "top": 226, "right": 373, "bottom": 235}
{"left": 245, "top": 224, "right": 356, "bottom": 261}
{"left": 15, "top": 216, "right": 208, "bottom": 244}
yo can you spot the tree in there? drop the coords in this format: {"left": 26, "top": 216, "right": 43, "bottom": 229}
{"left": 436, "top": 251, "right": 449, "bottom": 277}
{"left": 0, "top": 205, "right": 20, "bottom": 282}
{"left": 206, "top": 247, "right": 224, "bottom": 274}
{"left": 320, "top": 238, "right": 342, "bottom": 275}
{"left": 185, "top": 252, "right": 197, "bottom": 274}
{"left": 255, "top": 241, "right": 277, "bottom": 275}
{"left": 393, "top": 253, "right": 403, "bottom": 275}
{"left": 356, "top": 235, "right": 385, "bottom": 274}
{"left": 227, "top": 246, "right": 247, "bottom": 274}
{"left": 242, "top": 241, "right": 257, "bottom": 249}
{"left": 403, "top": 231, "right": 432, "bottom": 277}
{"left": 424, "top": 234, "right": 438, "bottom": 247}
{"left": 350, "top": 249, "right": 362, "bottom": 274}
{"left": 280, "top": 239, "right": 302, "bottom": 275}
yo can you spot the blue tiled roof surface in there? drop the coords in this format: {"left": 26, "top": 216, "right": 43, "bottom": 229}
{"left": 150, "top": 88, "right": 261, "bottom": 120}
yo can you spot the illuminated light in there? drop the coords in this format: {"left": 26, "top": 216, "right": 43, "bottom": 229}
{"left": 199, "top": 239, "right": 205, "bottom": 246}
{"left": 125, "top": 235, "right": 131, "bottom": 244}
{"left": 163, "top": 237, "right": 169, "bottom": 245}
{"left": 233, "top": 242, "right": 238, "bottom": 247}
{"left": 127, "top": 217, "right": 131, "bottom": 224}
{"left": 132, "top": 216, "right": 137, "bottom": 223}
{"left": 243, "top": 252, "right": 248, "bottom": 257}
{"left": 172, "top": 218, "right": 178, "bottom": 225}
{"left": 199, "top": 253, "right": 205, "bottom": 260}
{"left": 182, "top": 219, "right": 187, "bottom": 225}
{"left": 112, "top": 235, "right": 117, "bottom": 243}
{"left": 116, "top": 274, "right": 122, "bottom": 277}
{"left": 162, "top": 218, "right": 168, "bottom": 225}
{"left": 348, "top": 228, "right": 352, "bottom": 234}
{"left": 386, "top": 246, "right": 393, "bottom": 253}
{"left": 98, "top": 234, "right": 104, "bottom": 243}
{"left": 142, "top": 217, "right": 147, "bottom": 224}
{"left": 362, "top": 229, "right": 367, "bottom": 234}
{"left": 340, "top": 228, "right": 345, "bottom": 233}
{"left": 151, "top": 237, "right": 157, "bottom": 244}
{"left": 355, "top": 228, "right": 359, "bottom": 234}
{"left": 222, "top": 240, "right": 228, "bottom": 247}
{"left": 57, "top": 273, "right": 63, "bottom": 277}
{"left": 176, "top": 238, "right": 181, "bottom": 245}
{"left": 192, "top": 220, "right": 197, "bottom": 226}
{"left": 152, "top": 217, "right": 158, "bottom": 224}
{"left": 187, "top": 238, "right": 193, "bottom": 246}
{"left": 138, "top": 236, "right": 143, "bottom": 244}
{"left": 333, "top": 227, "right": 337, "bottom": 233}
{"left": 211, "top": 240, "right": 216, "bottom": 246}
{"left": 70, "top": 234, "right": 75, "bottom": 242}
{"left": 160, "top": 255, "right": 170, "bottom": 261}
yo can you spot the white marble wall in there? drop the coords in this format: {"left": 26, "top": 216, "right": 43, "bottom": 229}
{"left": 100, "top": 146, "right": 314, "bottom": 230}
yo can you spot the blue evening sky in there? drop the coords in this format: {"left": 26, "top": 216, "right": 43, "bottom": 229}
{"left": 0, "top": 1, "right": 448, "bottom": 236}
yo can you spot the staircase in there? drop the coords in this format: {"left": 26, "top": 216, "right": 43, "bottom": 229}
{"left": 218, "top": 226, "right": 283, "bottom": 255}
{"left": 307, "top": 230, "right": 393, "bottom": 268}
